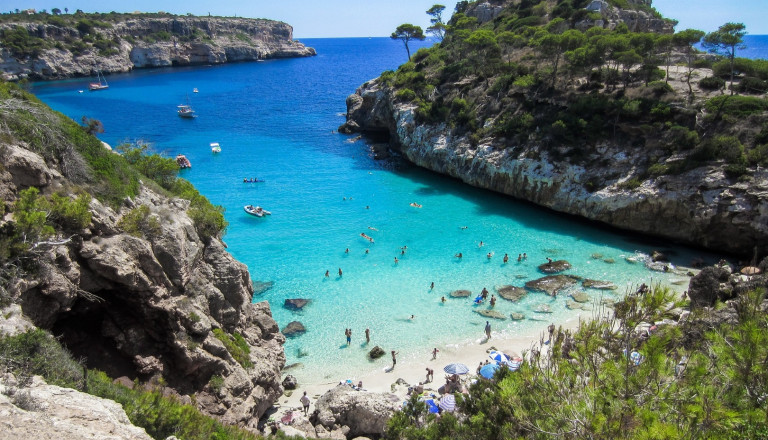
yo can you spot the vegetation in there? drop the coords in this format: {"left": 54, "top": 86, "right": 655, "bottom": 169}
{"left": 385, "top": 286, "right": 768, "bottom": 439}
{"left": 391, "top": 23, "right": 426, "bottom": 61}
{"left": 702, "top": 22, "right": 747, "bottom": 94}
{"left": 0, "top": 329, "right": 262, "bottom": 440}
{"left": 212, "top": 328, "right": 253, "bottom": 368}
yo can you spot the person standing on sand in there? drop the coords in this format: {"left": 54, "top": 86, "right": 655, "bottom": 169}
{"left": 432, "top": 347, "right": 439, "bottom": 360}
{"left": 548, "top": 323, "right": 555, "bottom": 342}
{"left": 300, "top": 391, "right": 310, "bottom": 415}
{"left": 426, "top": 367, "right": 434, "bottom": 383}
{"left": 365, "top": 327, "right": 370, "bottom": 343}
{"left": 485, "top": 321, "right": 492, "bottom": 340}
{"left": 391, "top": 350, "right": 398, "bottom": 368}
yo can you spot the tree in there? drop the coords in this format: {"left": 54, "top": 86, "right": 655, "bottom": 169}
{"left": 391, "top": 24, "right": 426, "bottom": 61}
{"left": 426, "top": 4, "right": 446, "bottom": 41}
{"left": 81, "top": 116, "right": 104, "bottom": 135}
{"left": 51, "top": 8, "right": 61, "bottom": 15}
{"left": 703, "top": 22, "right": 747, "bottom": 94}
{"left": 673, "top": 29, "right": 706, "bottom": 97}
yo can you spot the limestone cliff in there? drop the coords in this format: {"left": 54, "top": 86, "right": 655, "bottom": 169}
{"left": 340, "top": 78, "right": 768, "bottom": 257}
{"left": 0, "top": 15, "right": 316, "bottom": 81}
{"left": 0, "top": 139, "right": 285, "bottom": 426}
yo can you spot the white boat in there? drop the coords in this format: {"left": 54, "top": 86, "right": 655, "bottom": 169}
{"left": 178, "top": 95, "right": 196, "bottom": 118}
{"left": 193, "top": 88, "right": 199, "bottom": 93}
{"left": 244, "top": 205, "right": 271, "bottom": 217}
{"left": 210, "top": 142, "right": 221, "bottom": 153}
{"left": 89, "top": 70, "right": 109, "bottom": 91}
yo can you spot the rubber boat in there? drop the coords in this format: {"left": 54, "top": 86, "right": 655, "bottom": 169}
{"left": 244, "top": 205, "right": 271, "bottom": 217}
{"left": 175, "top": 154, "right": 191, "bottom": 169}
{"left": 210, "top": 142, "right": 221, "bottom": 153}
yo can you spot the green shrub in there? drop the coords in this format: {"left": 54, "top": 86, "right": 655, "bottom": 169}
{"left": 212, "top": 328, "right": 252, "bottom": 368}
{"left": 396, "top": 88, "right": 417, "bottom": 102}
{"left": 704, "top": 95, "right": 768, "bottom": 118}
{"left": 647, "top": 163, "right": 670, "bottom": 176}
{"left": 737, "top": 77, "right": 768, "bottom": 94}
{"left": 747, "top": 143, "right": 768, "bottom": 166}
{"left": 48, "top": 192, "right": 92, "bottom": 231}
{"left": 117, "top": 205, "right": 160, "bottom": 238}
{"left": 619, "top": 178, "right": 642, "bottom": 190}
{"left": 1, "top": 26, "right": 49, "bottom": 58}
{"left": 0, "top": 328, "right": 84, "bottom": 388}
{"left": 208, "top": 375, "right": 224, "bottom": 393}
{"left": 712, "top": 135, "right": 746, "bottom": 164}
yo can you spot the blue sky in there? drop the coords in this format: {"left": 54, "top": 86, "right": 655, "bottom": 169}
{"left": 9, "top": 0, "right": 768, "bottom": 37}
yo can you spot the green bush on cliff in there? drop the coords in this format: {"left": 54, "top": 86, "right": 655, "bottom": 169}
{"left": 118, "top": 205, "right": 161, "bottom": 238}
{"left": 212, "top": 328, "right": 253, "bottom": 369}
{"left": 0, "top": 26, "right": 49, "bottom": 59}
{"left": 0, "top": 328, "right": 84, "bottom": 389}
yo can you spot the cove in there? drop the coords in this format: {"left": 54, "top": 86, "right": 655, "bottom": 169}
{"left": 30, "top": 38, "right": 715, "bottom": 384}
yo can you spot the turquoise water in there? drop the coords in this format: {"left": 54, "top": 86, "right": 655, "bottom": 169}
{"left": 31, "top": 38, "right": 714, "bottom": 383}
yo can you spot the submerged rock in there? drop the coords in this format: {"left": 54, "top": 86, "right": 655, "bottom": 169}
{"left": 368, "top": 346, "right": 386, "bottom": 359}
{"left": 525, "top": 275, "right": 579, "bottom": 296}
{"left": 510, "top": 312, "right": 526, "bottom": 320}
{"left": 282, "top": 321, "right": 306, "bottom": 337}
{"left": 450, "top": 289, "right": 472, "bottom": 298}
{"left": 566, "top": 300, "right": 588, "bottom": 310}
{"left": 538, "top": 260, "right": 572, "bottom": 274}
{"left": 284, "top": 298, "right": 311, "bottom": 310}
{"left": 476, "top": 309, "right": 506, "bottom": 320}
{"left": 582, "top": 279, "right": 618, "bottom": 290}
{"left": 533, "top": 304, "right": 552, "bottom": 313}
{"left": 496, "top": 285, "right": 527, "bottom": 302}
{"left": 570, "top": 291, "right": 591, "bottom": 303}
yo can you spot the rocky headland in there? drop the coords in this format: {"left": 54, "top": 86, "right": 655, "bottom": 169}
{"left": 0, "top": 14, "right": 316, "bottom": 81}
{"left": 339, "top": 1, "right": 767, "bottom": 258}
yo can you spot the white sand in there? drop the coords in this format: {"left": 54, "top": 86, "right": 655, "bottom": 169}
{"left": 275, "top": 316, "right": 586, "bottom": 416}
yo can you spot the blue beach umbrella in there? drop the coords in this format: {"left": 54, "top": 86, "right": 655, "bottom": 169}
{"left": 479, "top": 363, "right": 500, "bottom": 379}
{"left": 488, "top": 350, "right": 510, "bottom": 364}
{"left": 443, "top": 363, "right": 470, "bottom": 375}
{"left": 504, "top": 358, "right": 523, "bottom": 372}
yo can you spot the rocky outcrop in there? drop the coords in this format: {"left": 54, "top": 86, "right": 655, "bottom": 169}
{"left": 525, "top": 275, "right": 579, "bottom": 297}
{"left": 339, "top": 79, "right": 768, "bottom": 257}
{"left": 1, "top": 143, "right": 285, "bottom": 427}
{"left": 313, "top": 385, "right": 402, "bottom": 438}
{"left": 0, "top": 374, "right": 152, "bottom": 440}
{"left": 0, "top": 16, "right": 315, "bottom": 81}
{"left": 688, "top": 258, "right": 768, "bottom": 308}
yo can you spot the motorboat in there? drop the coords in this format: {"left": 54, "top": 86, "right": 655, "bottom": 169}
{"left": 178, "top": 95, "right": 196, "bottom": 118}
{"left": 244, "top": 205, "right": 271, "bottom": 217}
{"left": 210, "top": 142, "right": 221, "bottom": 153}
{"left": 193, "top": 88, "right": 199, "bottom": 93}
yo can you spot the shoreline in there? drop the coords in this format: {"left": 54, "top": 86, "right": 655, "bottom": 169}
{"left": 275, "top": 315, "right": 587, "bottom": 417}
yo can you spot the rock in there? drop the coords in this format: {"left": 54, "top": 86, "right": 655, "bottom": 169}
{"left": 590, "top": 253, "right": 603, "bottom": 259}
{"left": 533, "top": 304, "right": 552, "bottom": 313}
{"left": 496, "top": 285, "right": 527, "bottom": 302}
{"left": 582, "top": 279, "right": 618, "bottom": 290}
{"left": 603, "top": 258, "right": 615, "bottom": 264}
{"left": 282, "top": 321, "right": 306, "bottom": 337}
{"left": 510, "top": 312, "right": 526, "bottom": 320}
{"left": 475, "top": 309, "right": 506, "bottom": 320}
{"left": 0, "top": 145, "right": 60, "bottom": 188}
{"left": 282, "top": 375, "right": 298, "bottom": 390}
{"left": 314, "top": 384, "right": 401, "bottom": 438}
{"left": 688, "top": 263, "right": 734, "bottom": 307}
{"left": 651, "top": 250, "right": 669, "bottom": 262}
{"left": 525, "top": 275, "right": 579, "bottom": 297}
{"left": 0, "top": 375, "right": 152, "bottom": 440}
{"left": 570, "top": 291, "right": 591, "bottom": 303}
{"left": 368, "top": 345, "right": 386, "bottom": 360}
{"left": 566, "top": 300, "right": 588, "bottom": 310}
{"left": 538, "top": 260, "right": 571, "bottom": 274}
{"left": 284, "top": 298, "right": 311, "bottom": 310}
{"left": 450, "top": 289, "right": 472, "bottom": 298}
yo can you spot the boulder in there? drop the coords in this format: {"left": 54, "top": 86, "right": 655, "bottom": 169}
{"left": 582, "top": 279, "right": 618, "bottom": 290}
{"left": 314, "top": 384, "right": 401, "bottom": 438}
{"left": 282, "top": 321, "right": 306, "bottom": 337}
{"left": 533, "top": 304, "right": 552, "bottom": 313}
{"left": 566, "top": 300, "right": 588, "bottom": 310}
{"left": 450, "top": 289, "right": 472, "bottom": 298}
{"left": 570, "top": 291, "right": 591, "bottom": 303}
{"left": 284, "top": 298, "right": 311, "bottom": 311}
{"left": 538, "top": 260, "right": 571, "bottom": 274}
{"left": 525, "top": 275, "right": 579, "bottom": 296}
{"left": 651, "top": 250, "right": 669, "bottom": 262}
{"left": 475, "top": 309, "right": 506, "bottom": 320}
{"left": 496, "top": 285, "right": 527, "bottom": 302}
{"left": 282, "top": 375, "right": 298, "bottom": 390}
{"left": 688, "top": 263, "right": 734, "bottom": 307}
{"left": 368, "top": 345, "right": 386, "bottom": 360}
{"left": 510, "top": 312, "right": 526, "bottom": 320}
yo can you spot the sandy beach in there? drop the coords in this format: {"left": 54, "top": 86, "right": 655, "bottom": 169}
{"left": 275, "top": 314, "right": 587, "bottom": 418}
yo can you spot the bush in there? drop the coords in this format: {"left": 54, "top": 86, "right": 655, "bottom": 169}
{"left": 48, "top": 192, "right": 92, "bottom": 231}
{"left": 647, "top": 163, "right": 670, "bottom": 176}
{"left": 699, "top": 76, "right": 725, "bottom": 91}
{"left": 704, "top": 95, "right": 768, "bottom": 118}
{"left": 619, "top": 178, "right": 642, "bottom": 190}
{"left": 1, "top": 26, "right": 49, "bottom": 58}
{"left": 395, "top": 88, "right": 417, "bottom": 102}
{"left": 212, "top": 329, "right": 252, "bottom": 368}
{"left": 747, "top": 143, "right": 768, "bottom": 166}
{"left": 712, "top": 135, "right": 746, "bottom": 164}
{"left": 737, "top": 77, "right": 768, "bottom": 94}
{"left": 118, "top": 205, "right": 160, "bottom": 238}
{"left": 0, "top": 329, "right": 84, "bottom": 389}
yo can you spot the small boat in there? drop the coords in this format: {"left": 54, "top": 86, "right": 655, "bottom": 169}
{"left": 409, "top": 202, "right": 422, "bottom": 208}
{"left": 210, "top": 142, "right": 221, "bottom": 153}
{"left": 89, "top": 70, "right": 109, "bottom": 91}
{"left": 175, "top": 154, "right": 191, "bottom": 169}
{"left": 243, "top": 178, "right": 265, "bottom": 183}
{"left": 178, "top": 95, "right": 196, "bottom": 118}
{"left": 244, "top": 205, "right": 271, "bottom": 217}
{"left": 193, "top": 88, "right": 199, "bottom": 93}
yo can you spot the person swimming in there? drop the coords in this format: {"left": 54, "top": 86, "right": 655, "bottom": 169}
{"left": 455, "top": 252, "right": 463, "bottom": 259}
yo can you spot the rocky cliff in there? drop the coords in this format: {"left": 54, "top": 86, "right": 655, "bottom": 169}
{"left": 340, "top": 79, "right": 768, "bottom": 258}
{"left": 0, "top": 15, "right": 316, "bottom": 81}
{"left": 0, "top": 140, "right": 286, "bottom": 426}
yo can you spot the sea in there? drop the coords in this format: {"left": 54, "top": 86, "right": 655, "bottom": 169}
{"left": 29, "top": 36, "right": 760, "bottom": 384}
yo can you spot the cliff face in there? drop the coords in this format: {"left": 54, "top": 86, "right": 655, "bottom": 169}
{"left": 0, "top": 143, "right": 285, "bottom": 426}
{"left": 340, "top": 79, "right": 768, "bottom": 257}
{"left": 0, "top": 16, "right": 316, "bottom": 81}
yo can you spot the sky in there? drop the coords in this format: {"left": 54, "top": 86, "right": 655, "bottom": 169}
{"left": 6, "top": 0, "right": 768, "bottom": 37}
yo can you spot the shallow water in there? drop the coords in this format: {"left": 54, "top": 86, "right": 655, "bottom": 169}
{"left": 31, "top": 38, "right": 715, "bottom": 384}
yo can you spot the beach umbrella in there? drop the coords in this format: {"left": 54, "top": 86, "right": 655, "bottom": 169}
{"left": 489, "top": 350, "right": 510, "bottom": 364}
{"left": 504, "top": 358, "right": 523, "bottom": 372}
{"left": 438, "top": 394, "right": 456, "bottom": 412}
{"left": 443, "top": 363, "right": 470, "bottom": 375}
{"left": 479, "top": 363, "right": 500, "bottom": 379}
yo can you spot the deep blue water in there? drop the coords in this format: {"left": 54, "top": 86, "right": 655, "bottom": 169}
{"left": 697, "top": 34, "right": 768, "bottom": 60}
{"left": 30, "top": 38, "right": 716, "bottom": 384}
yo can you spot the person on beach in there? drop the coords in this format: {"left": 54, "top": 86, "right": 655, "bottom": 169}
{"left": 546, "top": 257, "right": 553, "bottom": 264}
{"left": 365, "top": 327, "right": 370, "bottom": 343}
{"left": 391, "top": 350, "right": 398, "bottom": 368}
{"left": 426, "top": 367, "right": 434, "bottom": 383}
{"left": 503, "top": 253, "right": 509, "bottom": 263}
{"left": 300, "top": 391, "right": 310, "bottom": 415}
{"left": 481, "top": 287, "right": 489, "bottom": 299}
{"left": 485, "top": 321, "right": 492, "bottom": 340}
{"left": 477, "top": 362, "right": 483, "bottom": 374}
{"left": 432, "top": 347, "right": 439, "bottom": 359}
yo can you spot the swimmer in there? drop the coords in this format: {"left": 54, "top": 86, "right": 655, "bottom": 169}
{"left": 401, "top": 249, "right": 405, "bottom": 256}
{"left": 546, "top": 257, "right": 553, "bottom": 264}
{"left": 394, "top": 257, "right": 399, "bottom": 264}
{"left": 523, "top": 253, "right": 527, "bottom": 260}
{"left": 490, "top": 295, "right": 496, "bottom": 307}
{"left": 430, "top": 282, "right": 434, "bottom": 290}
{"left": 518, "top": 254, "right": 522, "bottom": 262}
{"left": 487, "top": 252, "right": 493, "bottom": 259}
{"left": 410, "top": 314, "right": 415, "bottom": 320}
{"left": 366, "top": 206, "right": 369, "bottom": 209}
{"left": 345, "top": 248, "right": 349, "bottom": 254}
{"left": 503, "top": 253, "right": 509, "bottom": 264}
{"left": 479, "top": 241, "right": 484, "bottom": 247}
{"left": 460, "top": 226, "right": 468, "bottom": 230}
{"left": 441, "top": 296, "right": 446, "bottom": 303}
{"left": 368, "top": 226, "right": 378, "bottom": 231}
{"left": 338, "top": 268, "right": 343, "bottom": 277}
{"left": 325, "top": 270, "right": 330, "bottom": 277}
{"left": 365, "top": 249, "right": 369, "bottom": 254}
{"left": 455, "top": 252, "right": 463, "bottom": 259}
